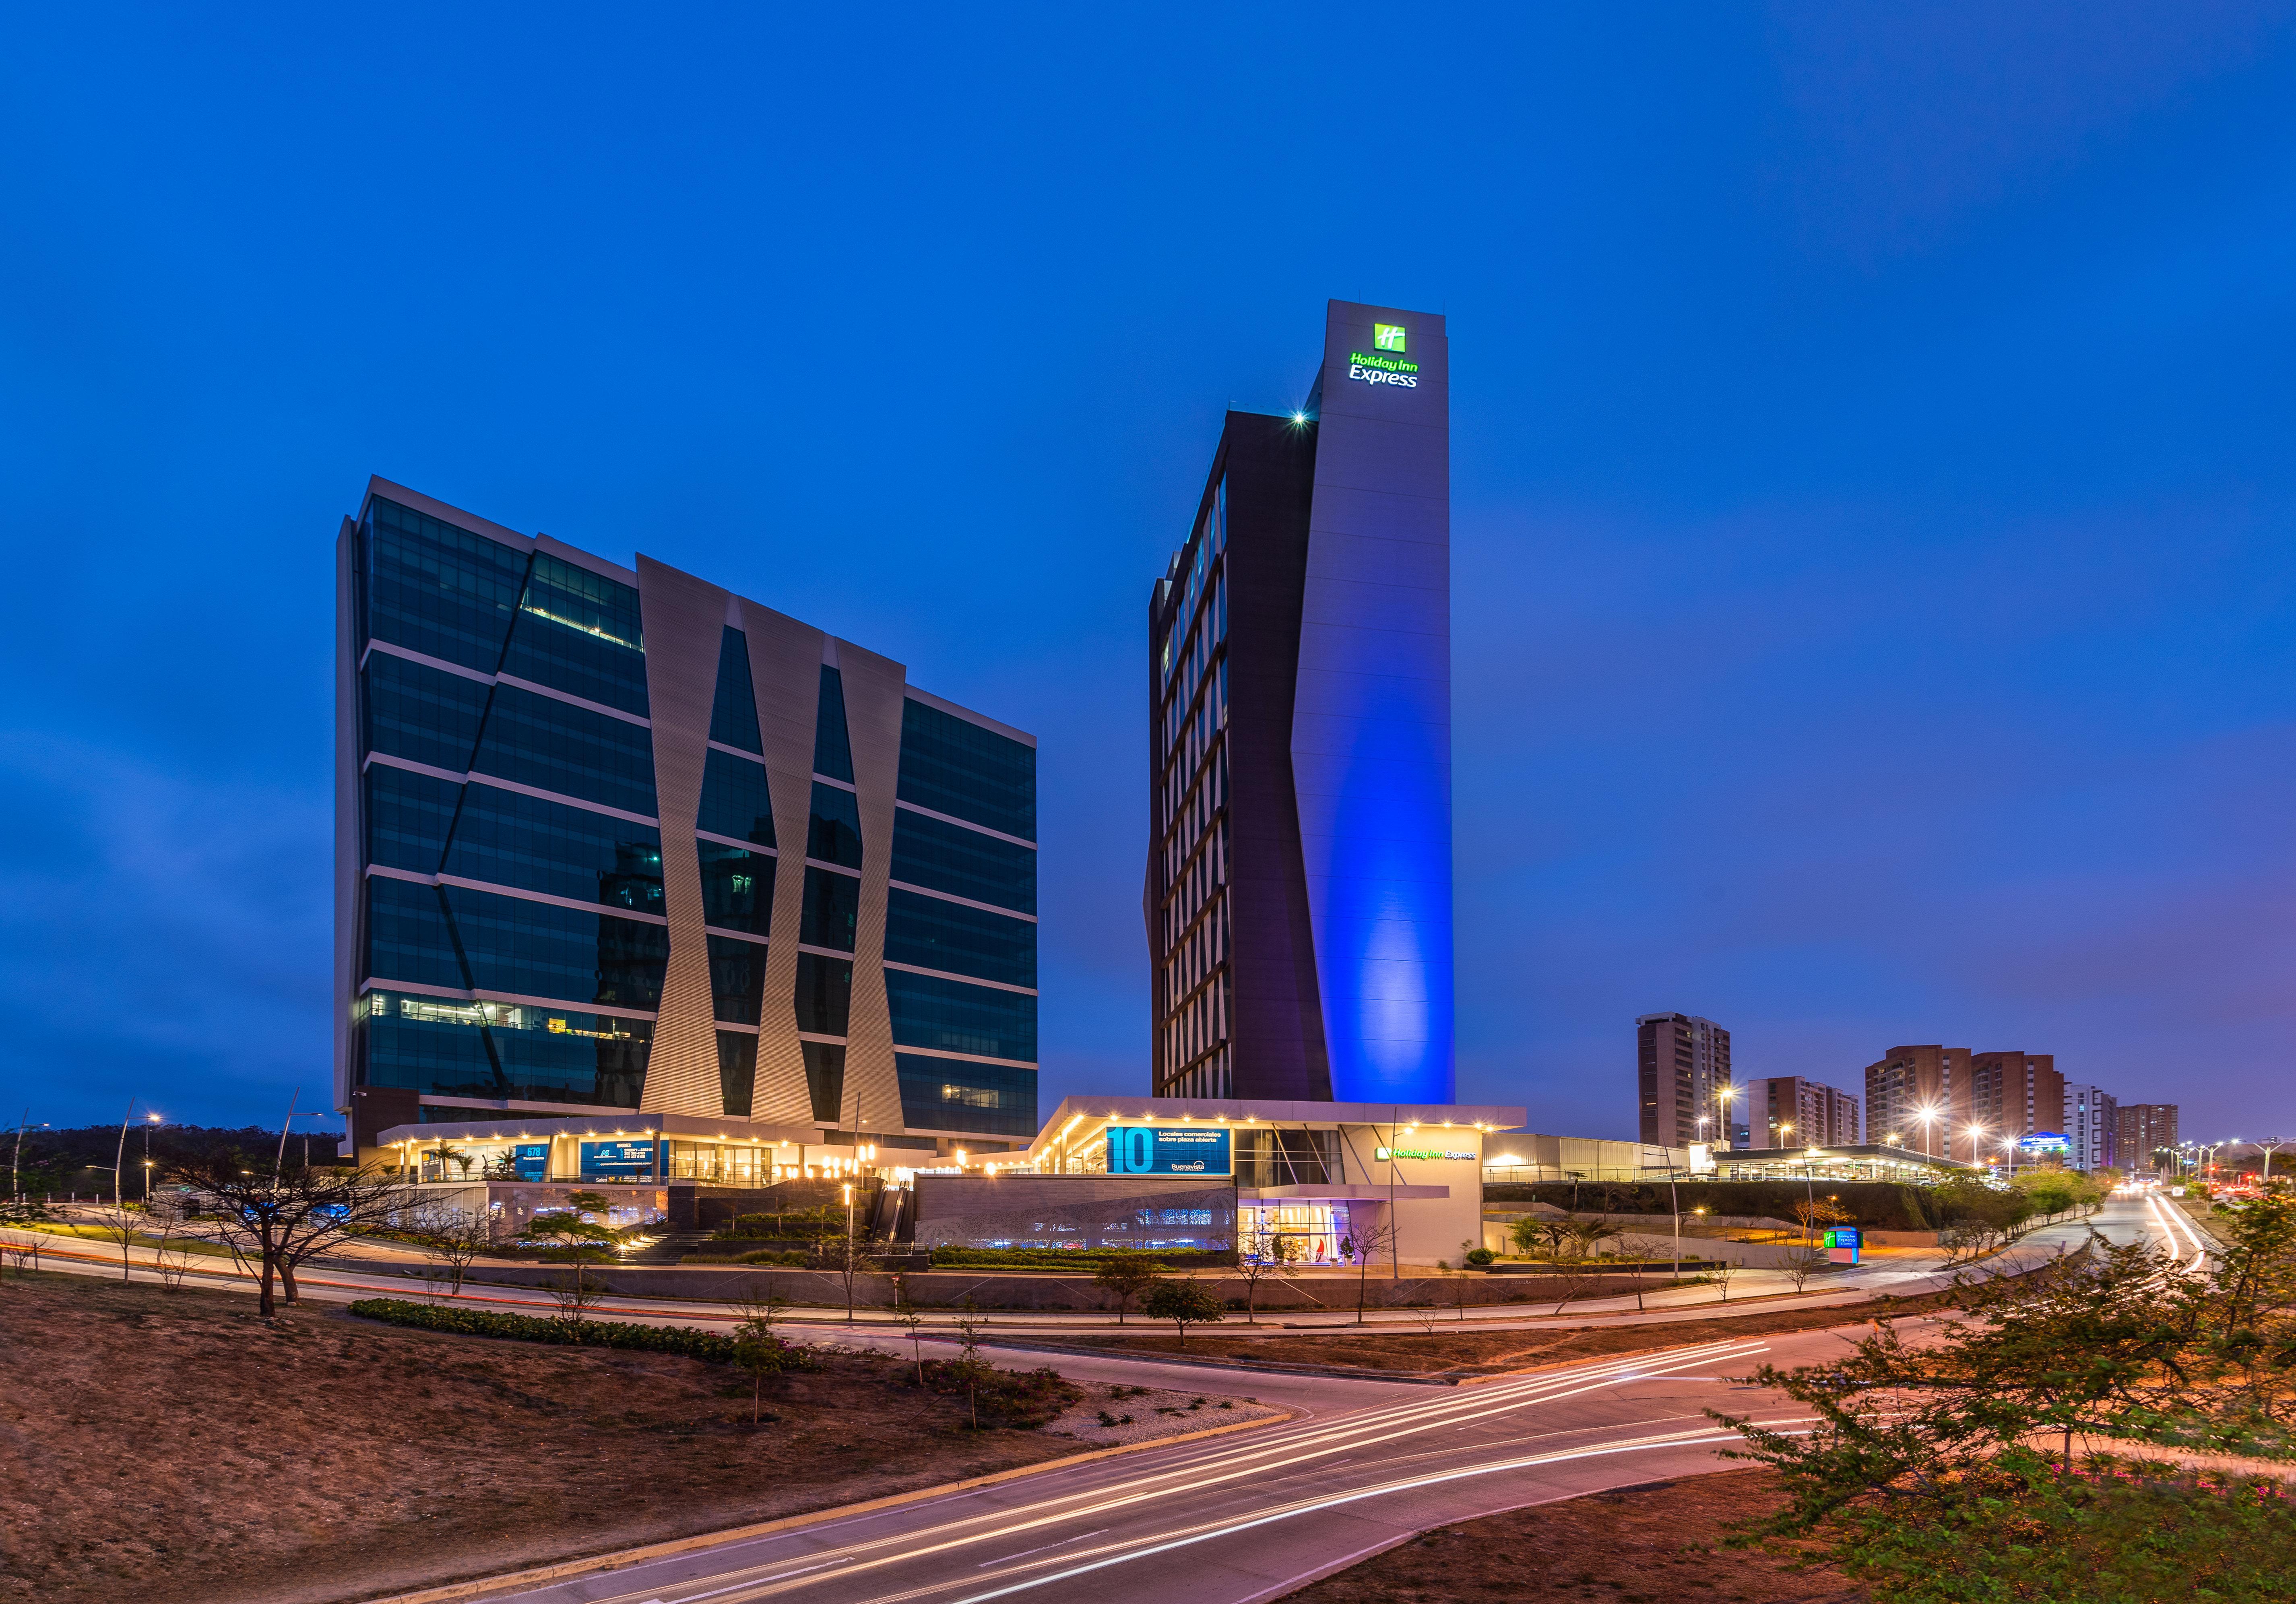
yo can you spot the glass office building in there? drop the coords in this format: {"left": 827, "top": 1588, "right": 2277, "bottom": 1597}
{"left": 337, "top": 480, "right": 1037, "bottom": 1160}
{"left": 1148, "top": 301, "right": 1454, "bottom": 1105}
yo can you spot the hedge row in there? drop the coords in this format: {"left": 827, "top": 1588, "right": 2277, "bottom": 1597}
{"left": 926, "top": 1246, "right": 1235, "bottom": 1269}
{"left": 346, "top": 1297, "right": 813, "bottom": 1369}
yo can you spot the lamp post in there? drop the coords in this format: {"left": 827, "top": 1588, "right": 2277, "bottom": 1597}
{"left": 1917, "top": 1104, "right": 1939, "bottom": 1164}
{"left": 2257, "top": 1138, "right": 2288, "bottom": 1185}
{"left": 1963, "top": 1125, "right": 1986, "bottom": 1172}
{"left": 142, "top": 1112, "right": 161, "bottom": 1202}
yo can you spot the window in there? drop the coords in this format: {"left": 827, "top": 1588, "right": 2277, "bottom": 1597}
{"left": 794, "top": 953, "right": 853, "bottom": 1037}
{"left": 471, "top": 685, "right": 658, "bottom": 817}
{"left": 814, "top": 667, "right": 854, "bottom": 782}
{"left": 894, "top": 1054, "right": 1035, "bottom": 1136}
{"left": 708, "top": 935, "right": 768, "bottom": 1025}
{"left": 698, "top": 748, "right": 775, "bottom": 845}
{"left": 807, "top": 783, "right": 863, "bottom": 868}
{"left": 890, "top": 809, "right": 1035, "bottom": 915}
{"left": 442, "top": 782, "right": 664, "bottom": 913}
{"left": 363, "top": 652, "right": 490, "bottom": 773}
{"left": 896, "top": 699, "right": 1034, "bottom": 841}
{"left": 799, "top": 867, "right": 859, "bottom": 951}
{"left": 365, "top": 765, "right": 461, "bottom": 874}
{"left": 362, "top": 497, "right": 528, "bottom": 674}
{"left": 698, "top": 840, "right": 774, "bottom": 933}
{"left": 716, "top": 1031, "right": 756, "bottom": 1118}
{"left": 710, "top": 628, "right": 762, "bottom": 752}
{"left": 802, "top": 1042, "right": 844, "bottom": 1123}
{"left": 885, "top": 970, "right": 1035, "bottom": 1063}
{"left": 884, "top": 889, "right": 1033, "bottom": 988}
{"left": 499, "top": 554, "right": 648, "bottom": 716}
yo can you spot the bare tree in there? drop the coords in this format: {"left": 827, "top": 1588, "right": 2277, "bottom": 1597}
{"left": 1544, "top": 1249, "right": 1606, "bottom": 1317}
{"left": 1704, "top": 1253, "right": 1744, "bottom": 1303}
{"left": 1778, "top": 1241, "right": 1831, "bottom": 1294}
{"left": 812, "top": 1228, "right": 885, "bottom": 1324}
{"left": 93, "top": 1202, "right": 144, "bottom": 1283}
{"left": 1348, "top": 1212, "right": 1402, "bottom": 1323}
{"left": 1619, "top": 1234, "right": 1675, "bottom": 1311}
{"left": 165, "top": 1150, "right": 413, "bottom": 1317}
{"left": 1233, "top": 1232, "right": 1299, "bottom": 1325}
{"left": 420, "top": 1210, "right": 494, "bottom": 1298}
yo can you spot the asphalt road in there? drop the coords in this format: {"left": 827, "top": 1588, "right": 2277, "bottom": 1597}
{"left": 464, "top": 1194, "right": 2202, "bottom": 1604}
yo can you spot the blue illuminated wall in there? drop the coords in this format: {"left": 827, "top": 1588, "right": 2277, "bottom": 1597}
{"left": 1292, "top": 301, "right": 1454, "bottom": 1104}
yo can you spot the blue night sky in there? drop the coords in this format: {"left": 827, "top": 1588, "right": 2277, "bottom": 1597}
{"left": 3, "top": 6, "right": 2292, "bottom": 1141}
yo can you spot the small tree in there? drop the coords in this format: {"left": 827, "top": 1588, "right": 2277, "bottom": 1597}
{"left": 1093, "top": 1254, "right": 1163, "bottom": 1324}
{"left": 1233, "top": 1233, "right": 1299, "bottom": 1325}
{"left": 1144, "top": 1278, "right": 1226, "bottom": 1348}
{"left": 952, "top": 1296, "right": 988, "bottom": 1429}
{"left": 1544, "top": 1248, "right": 1604, "bottom": 1317}
{"left": 1778, "top": 1241, "right": 1830, "bottom": 1294}
{"left": 421, "top": 1210, "right": 493, "bottom": 1297}
{"left": 165, "top": 1150, "right": 413, "bottom": 1317}
{"left": 1349, "top": 1212, "right": 1402, "bottom": 1322}
{"left": 895, "top": 1298, "right": 928, "bottom": 1384}
{"left": 436, "top": 1145, "right": 474, "bottom": 1183}
{"left": 0, "top": 1195, "right": 56, "bottom": 1279}
{"left": 1705, "top": 1253, "right": 1744, "bottom": 1303}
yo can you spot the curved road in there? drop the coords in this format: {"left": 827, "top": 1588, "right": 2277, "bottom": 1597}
{"left": 13, "top": 1195, "right": 2202, "bottom": 1603}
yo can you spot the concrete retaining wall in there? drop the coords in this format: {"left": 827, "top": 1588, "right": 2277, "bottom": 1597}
{"left": 424, "top": 1261, "right": 1721, "bottom": 1312}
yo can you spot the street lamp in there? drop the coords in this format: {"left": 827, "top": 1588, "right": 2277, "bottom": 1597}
{"left": 1963, "top": 1125, "right": 1987, "bottom": 1170}
{"left": 1916, "top": 1104, "right": 1940, "bottom": 1164}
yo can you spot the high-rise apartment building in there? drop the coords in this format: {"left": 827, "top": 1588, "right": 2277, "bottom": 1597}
{"left": 1967, "top": 1051, "right": 2064, "bottom": 1153}
{"left": 2063, "top": 1082, "right": 2118, "bottom": 1172}
{"left": 1749, "top": 1076, "right": 1862, "bottom": 1148}
{"left": 1637, "top": 1014, "right": 1734, "bottom": 1148}
{"left": 1147, "top": 301, "right": 1453, "bottom": 1104}
{"left": 338, "top": 481, "right": 1037, "bottom": 1162}
{"left": 1863, "top": 1045, "right": 1972, "bottom": 1161}
{"left": 2118, "top": 1104, "right": 2180, "bottom": 1173}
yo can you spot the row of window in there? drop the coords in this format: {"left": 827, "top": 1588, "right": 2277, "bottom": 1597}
{"left": 357, "top": 990, "right": 652, "bottom": 1109}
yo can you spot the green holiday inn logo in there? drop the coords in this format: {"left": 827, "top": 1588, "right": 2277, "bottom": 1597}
{"left": 1348, "top": 320, "right": 1420, "bottom": 387}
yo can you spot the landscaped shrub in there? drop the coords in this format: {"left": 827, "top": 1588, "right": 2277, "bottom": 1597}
{"left": 1465, "top": 1248, "right": 1495, "bottom": 1265}
{"left": 346, "top": 1297, "right": 814, "bottom": 1370}
{"left": 912, "top": 1359, "right": 1079, "bottom": 1428}
{"left": 680, "top": 1249, "right": 814, "bottom": 1266}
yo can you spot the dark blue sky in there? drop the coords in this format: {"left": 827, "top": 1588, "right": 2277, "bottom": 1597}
{"left": 4, "top": 5, "right": 2292, "bottom": 1141}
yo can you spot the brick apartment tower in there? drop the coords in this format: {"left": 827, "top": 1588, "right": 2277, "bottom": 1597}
{"left": 1637, "top": 1013, "right": 1733, "bottom": 1148}
{"left": 1967, "top": 1052, "right": 2065, "bottom": 1157}
{"left": 1749, "top": 1076, "right": 1863, "bottom": 1148}
{"left": 1863, "top": 1045, "right": 1972, "bottom": 1162}
{"left": 2118, "top": 1104, "right": 2180, "bottom": 1174}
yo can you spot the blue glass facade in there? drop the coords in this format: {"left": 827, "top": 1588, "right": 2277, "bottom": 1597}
{"left": 345, "top": 485, "right": 1035, "bottom": 1141}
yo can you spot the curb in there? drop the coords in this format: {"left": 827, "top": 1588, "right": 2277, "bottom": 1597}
{"left": 351, "top": 1406, "right": 1297, "bottom": 1604}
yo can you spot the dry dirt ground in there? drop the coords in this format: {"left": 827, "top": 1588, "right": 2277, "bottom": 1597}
{"left": 0, "top": 1270, "right": 1249, "bottom": 1604}
{"left": 1060, "top": 1289, "right": 1961, "bottom": 1376}
{"left": 1291, "top": 1467, "right": 1864, "bottom": 1604}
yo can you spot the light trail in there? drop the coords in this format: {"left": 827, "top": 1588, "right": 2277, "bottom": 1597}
{"left": 540, "top": 1340, "right": 1774, "bottom": 1604}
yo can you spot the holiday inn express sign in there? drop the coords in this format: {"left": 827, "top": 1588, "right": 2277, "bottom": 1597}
{"left": 1348, "top": 321, "right": 1419, "bottom": 387}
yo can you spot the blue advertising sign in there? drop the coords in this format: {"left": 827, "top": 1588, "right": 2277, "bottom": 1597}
{"left": 1105, "top": 1126, "right": 1231, "bottom": 1177}
{"left": 578, "top": 1140, "right": 654, "bottom": 1181}
{"left": 509, "top": 1143, "right": 549, "bottom": 1182}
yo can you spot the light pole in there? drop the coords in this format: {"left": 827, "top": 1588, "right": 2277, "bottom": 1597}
{"left": 1963, "top": 1125, "right": 1987, "bottom": 1173}
{"left": 1917, "top": 1104, "right": 1939, "bottom": 1164}
{"left": 142, "top": 1112, "right": 161, "bottom": 1202}
{"left": 112, "top": 1096, "right": 139, "bottom": 1213}
{"left": 2257, "top": 1138, "right": 2288, "bottom": 1185}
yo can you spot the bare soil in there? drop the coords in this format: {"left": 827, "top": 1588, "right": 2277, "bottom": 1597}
{"left": 1060, "top": 1290, "right": 1961, "bottom": 1376}
{"left": 0, "top": 1270, "right": 1214, "bottom": 1604}
{"left": 1290, "top": 1466, "right": 1864, "bottom": 1603}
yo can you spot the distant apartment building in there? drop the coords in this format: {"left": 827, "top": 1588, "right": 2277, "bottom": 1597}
{"left": 1967, "top": 1052, "right": 2064, "bottom": 1156}
{"left": 1637, "top": 1013, "right": 1734, "bottom": 1148}
{"left": 1749, "top": 1076, "right": 1861, "bottom": 1148}
{"left": 2118, "top": 1104, "right": 2180, "bottom": 1173}
{"left": 2063, "top": 1082, "right": 2118, "bottom": 1171}
{"left": 1863, "top": 1045, "right": 1971, "bottom": 1161}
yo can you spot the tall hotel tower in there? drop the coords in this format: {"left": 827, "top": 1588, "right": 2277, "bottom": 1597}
{"left": 337, "top": 481, "right": 1037, "bottom": 1166}
{"left": 1147, "top": 301, "right": 1454, "bottom": 1105}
